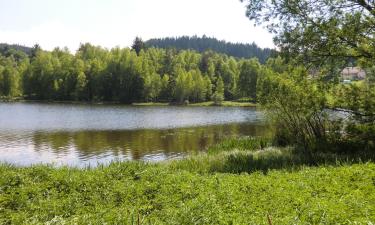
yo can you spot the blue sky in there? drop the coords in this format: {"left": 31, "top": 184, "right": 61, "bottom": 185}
{"left": 0, "top": 0, "right": 274, "bottom": 52}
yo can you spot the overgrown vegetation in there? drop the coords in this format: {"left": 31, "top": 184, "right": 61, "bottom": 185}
{"left": 255, "top": 62, "right": 375, "bottom": 158}
{"left": 1, "top": 141, "right": 374, "bottom": 224}
{"left": 242, "top": 0, "right": 375, "bottom": 157}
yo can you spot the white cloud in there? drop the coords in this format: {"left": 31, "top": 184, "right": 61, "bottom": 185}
{"left": 0, "top": 0, "right": 275, "bottom": 52}
{"left": 0, "top": 21, "right": 85, "bottom": 52}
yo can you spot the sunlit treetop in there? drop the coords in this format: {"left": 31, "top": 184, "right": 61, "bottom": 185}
{"left": 241, "top": 0, "right": 375, "bottom": 66}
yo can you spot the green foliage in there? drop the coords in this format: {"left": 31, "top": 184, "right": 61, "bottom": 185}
{"left": 265, "top": 56, "right": 288, "bottom": 74}
{"left": 146, "top": 35, "right": 275, "bottom": 63}
{"left": 257, "top": 66, "right": 332, "bottom": 152}
{"left": 242, "top": 0, "right": 375, "bottom": 66}
{"left": 174, "top": 69, "right": 193, "bottom": 103}
{"left": 131, "top": 37, "right": 146, "bottom": 56}
{"left": 0, "top": 43, "right": 261, "bottom": 104}
{"left": 256, "top": 62, "right": 375, "bottom": 155}
{"left": 208, "top": 136, "right": 271, "bottom": 154}
{"left": 329, "top": 82, "right": 375, "bottom": 152}
{"left": 211, "top": 76, "right": 224, "bottom": 105}
{"left": 0, "top": 58, "right": 20, "bottom": 97}
{"left": 331, "top": 82, "right": 375, "bottom": 120}
{"left": 0, "top": 158, "right": 374, "bottom": 224}
{"left": 238, "top": 58, "right": 260, "bottom": 100}
{"left": 0, "top": 43, "right": 32, "bottom": 57}
{"left": 242, "top": 0, "right": 375, "bottom": 155}
{"left": 203, "top": 75, "right": 212, "bottom": 100}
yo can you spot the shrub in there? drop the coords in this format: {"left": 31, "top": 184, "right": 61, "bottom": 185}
{"left": 330, "top": 82, "right": 375, "bottom": 153}
{"left": 257, "top": 67, "right": 332, "bottom": 153}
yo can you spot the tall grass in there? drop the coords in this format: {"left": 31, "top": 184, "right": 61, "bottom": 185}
{"left": 1, "top": 137, "right": 374, "bottom": 224}
{"left": 170, "top": 137, "right": 375, "bottom": 174}
{"left": 1, "top": 160, "right": 374, "bottom": 224}
{"left": 207, "top": 136, "right": 271, "bottom": 154}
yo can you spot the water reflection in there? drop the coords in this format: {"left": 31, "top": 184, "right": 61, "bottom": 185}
{"left": 0, "top": 123, "right": 267, "bottom": 167}
{"left": 0, "top": 102, "right": 266, "bottom": 167}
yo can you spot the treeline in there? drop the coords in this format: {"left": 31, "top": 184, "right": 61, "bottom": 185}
{"left": 0, "top": 43, "right": 261, "bottom": 104}
{"left": 145, "top": 36, "right": 275, "bottom": 63}
{"left": 0, "top": 43, "right": 32, "bottom": 56}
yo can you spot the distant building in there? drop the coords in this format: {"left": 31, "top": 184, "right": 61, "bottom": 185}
{"left": 341, "top": 67, "right": 366, "bottom": 80}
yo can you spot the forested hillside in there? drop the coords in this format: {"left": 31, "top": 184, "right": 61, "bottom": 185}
{"left": 0, "top": 43, "right": 32, "bottom": 56}
{"left": 0, "top": 42, "right": 261, "bottom": 104}
{"left": 146, "top": 36, "right": 275, "bottom": 63}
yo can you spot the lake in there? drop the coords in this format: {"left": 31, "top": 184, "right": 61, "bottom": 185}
{"left": 0, "top": 102, "right": 266, "bottom": 167}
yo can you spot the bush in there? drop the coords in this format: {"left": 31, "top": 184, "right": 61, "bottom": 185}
{"left": 257, "top": 65, "right": 375, "bottom": 155}
{"left": 211, "top": 92, "right": 224, "bottom": 105}
{"left": 330, "top": 82, "right": 375, "bottom": 152}
{"left": 257, "top": 67, "right": 332, "bottom": 153}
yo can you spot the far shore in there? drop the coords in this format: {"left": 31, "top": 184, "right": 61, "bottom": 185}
{"left": 0, "top": 98, "right": 256, "bottom": 107}
{"left": 132, "top": 101, "right": 256, "bottom": 107}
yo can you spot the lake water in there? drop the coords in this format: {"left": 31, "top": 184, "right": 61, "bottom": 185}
{"left": 0, "top": 102, "right": 265, "bottom": 167}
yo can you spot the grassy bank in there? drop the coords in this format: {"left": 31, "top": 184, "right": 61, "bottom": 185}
{"left": 132, "top": 101, "right": 256, "bottom": 107}
{"left": 1, "top": 139, "right": 374, "bottom": 224}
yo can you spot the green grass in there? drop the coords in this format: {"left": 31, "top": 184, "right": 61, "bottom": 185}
{"left": 170, "top": 144, "right": 374, "bottom": 174}
{"left": 1, "top": 162, "right": 374, "bottom": 224}
{"left": 190, "top": 101, "right": 256, "bottom": 107}
{"left": 207, "top": 137, "right": 272, "bottom": 154}
{"left": 1, "top": 138, "right": 374, "bottom": 224}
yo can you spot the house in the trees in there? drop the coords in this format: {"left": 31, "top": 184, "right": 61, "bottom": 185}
{"left": 341, "top": 67, "right": 366, "bottom": 81}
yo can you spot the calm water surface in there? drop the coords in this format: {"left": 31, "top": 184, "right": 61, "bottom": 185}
{"left": 0, "top": 102, "right": 265, "bottom": 167}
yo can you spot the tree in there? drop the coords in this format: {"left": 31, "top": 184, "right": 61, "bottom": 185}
{"left": 146, "top": 35, "right": 274, "bottom": 63}
{"left": 174, "top": 69, "right": 193, "bottom": 103}
{"left": 238, "top": 58, "right": 260, "bottom": 101}
{"left": 159, "top": 74, "right": 170, "bottom": 101}
{"left": 242, "top": 0, "right": 375, "bottom": 66}
{"left": 203, "top": 75, "right": 212, "bottom": 101}
{"left": 74, "top": 71, "right": 87, "bottom": 100}
{"left": 257, "top": 66, "right": 329, "bottom": 152}
{"left": 0, "top": 62, "right": 19, "bottom": 97}
{"left": 23, "top": 51, "right": 56, "bottom": 99}
{"left": 0, "top": 41, "right": 272, "bottom": 104}
{"left": 132, "top": 37, "right": 146, "bottom": 56}
{"left": 30, "top": 44, "right": 42, "bottom": 59}
{"left": 190, "top": 69, "right": 206, "bottom": 102}
{"left": 212, "top": 76, "right": 224, "bottom": 105}
{"left": 143, "top": 72, "right": 162, "bottom": 102}
{"left": 243, "top": 1, "right": 375, "bottom": 153}
{"left": 76, "top": 43, "right": 108, "bottom": 101}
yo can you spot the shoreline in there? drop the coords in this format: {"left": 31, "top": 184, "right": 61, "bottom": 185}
{"left": 0, "top": 98, "right": 257, "bottom": 107}
{"left": 133, "top": 101, "right": 256, "bottom": 107}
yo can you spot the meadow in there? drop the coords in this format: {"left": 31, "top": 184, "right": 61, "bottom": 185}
{"left": 1, "top": 138, "right": 374, "bottom": 224}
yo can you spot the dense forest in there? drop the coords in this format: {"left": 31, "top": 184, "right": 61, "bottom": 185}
{"left": 145, "top": 36, "right": 275, "bottom": 63}
{"left": 0, "top": 41, "right": 261, "bottom": 104}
